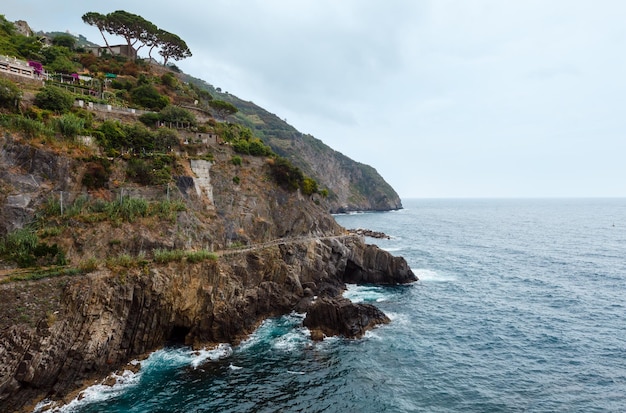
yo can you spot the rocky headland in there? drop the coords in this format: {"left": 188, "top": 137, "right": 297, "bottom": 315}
{"left": 0, "top": 131, "right": 415, "bottom": 412}
{"left": 0, "top": 15, "right": 412, "bottom": 409}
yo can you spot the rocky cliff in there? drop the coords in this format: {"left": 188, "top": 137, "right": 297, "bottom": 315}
{"left": 0, "top": 236, "right": 414, "bottom": 412}
{"left": 182, "top": 76, "right": 403, "bottom": 213}
{"left": 0, "top": 131, "right": 415, "bottom": 412}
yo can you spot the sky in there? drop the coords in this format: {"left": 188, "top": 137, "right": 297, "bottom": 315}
{"left": 4, "top": 1, "right": 626, "bottom": 198}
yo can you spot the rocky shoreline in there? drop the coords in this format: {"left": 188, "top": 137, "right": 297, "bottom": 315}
{"left": 348, "top": 228, "right": 392, "bottom": 239}
{"left": 0, "top": 236, "right": 416, "bottom": 412}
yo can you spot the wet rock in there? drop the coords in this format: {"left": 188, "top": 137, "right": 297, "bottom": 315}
{"left": 303, "top": 296, "right": 390, "bottom": 340}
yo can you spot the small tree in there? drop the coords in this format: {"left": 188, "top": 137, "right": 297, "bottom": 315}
{"left": 209, "top": 100, "right": 238, "bottom": 119}
{"left": 0, "top": 78, "right": 22, "bottom": 112}
{"left": 158, "top": 31, "right": 192, "bottom": 66}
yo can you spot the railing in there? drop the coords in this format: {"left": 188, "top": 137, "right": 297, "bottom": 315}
{"left": 0, "top": 55, "right": 47, "bottom": 80}
{"left": 74, "top": 99, "right": 152, "bottom": 116}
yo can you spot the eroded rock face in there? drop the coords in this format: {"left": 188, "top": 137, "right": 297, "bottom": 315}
{"left": 0, "top": 236, "right": 415, "bottom": 412}
{"left": 303, "top": 296, "right": 390, "bottom": 340}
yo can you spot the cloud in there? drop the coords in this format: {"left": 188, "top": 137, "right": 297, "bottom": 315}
{"left": 4, "top": 0, "right": 626, "bottom": 197}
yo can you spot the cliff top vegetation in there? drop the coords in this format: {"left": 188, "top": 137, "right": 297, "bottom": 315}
{"left": 0, "top": 12, "right": 332, "bottom": 282}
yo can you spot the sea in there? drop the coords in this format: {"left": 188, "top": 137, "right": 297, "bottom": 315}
{"left": 35, "top": 198, "right": 626, "bottom": 413}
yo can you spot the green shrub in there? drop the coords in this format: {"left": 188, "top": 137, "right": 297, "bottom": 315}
{"left": 0, "top": 115, "right": 52, "bottom": 139}
{"left": 153, "top": 248, "right": 185, "bottom": 264}
{"left": 185, "top": 250, "right": 216, "bottom": 263}
{"left": 269, "top": 157, "right": 304, "bottom": 191}
{"left": 161, "top": 72, "right": 178, "bottom": 88}
{"left": 248, "top": 139, "right": 271, "bottom": 156}
{"left": 0, "top": 227, "right": 66, "bottom": 267}
{"left": 232, "top": 140, "right": 249, "bottom": 154}
{"left": 53, "top": 113, "right": 85, "bottom": 138}
{"left": 130, "top": 84, "right": 169, "bottom": 110}
{"left": 301, "top": 177, "right": 319, "bottom": 196}
{"left": 78, "top": 257, "right": 99, "bottom": 273}
{"left": 138, "top": 112, "right": 161, "bottom": 127}
{"left": 0, "top": 78, "right": 22, "bottom": 112}
{"left": 231, "top": 155, "right": 242, "bottom": 166}
{"left": 154, "top": 128, "right": 179, "bottom": 152}
{"left": 153, "top": 248, "right": 216, "bottom": 264}
{"left": 158, "top": 105, "right": 196, "bottom": 126}
{"left": 232, "top": 176, "right": 240, "bottom": 184}
{"left": 82, "top": 158, "right": 111, "bottom": 189}
{"left": 34, "top": 86, "right": 74, "bottom": 114}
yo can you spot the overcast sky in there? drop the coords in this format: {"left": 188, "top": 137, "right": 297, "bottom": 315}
{"left": 4, "top": 1, "right": 626, "bottom": 198}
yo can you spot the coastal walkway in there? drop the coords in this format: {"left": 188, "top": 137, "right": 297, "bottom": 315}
{"left": 0, "top": 233, "right": 358, "bottom": 283}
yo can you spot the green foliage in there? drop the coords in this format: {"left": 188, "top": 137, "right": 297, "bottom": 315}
{"left": 53, "top": 113, "right": 85, "bottom": 138}
{"left": 130, "top": 84, "right": 169, "bottom": 110}
{"left": 248, "top": 138, "right": 272, "bottom": 156}
{"left": 40, "top": 45, "right": 78, "bottom": 73}
{"left": 96, "top": 120, "right": 175, "bottom": 155}
{"left": 232, "top": 176, "right": 240, "bottom": 185}
{"left": 104, "top": 197, "right": 149, "bottom": 223}
{"left": 232, "top": 139, "right": 250, "bottom": 154}
{"left": 78, "top": 257, "right": 99, "bottom": 273}
{"left": 0, "top": 15, "right": 15, "bottom": 37}
{"left": 269, "top": 157, "right": 305, "bottom": 191}
{"left": 161, "top": 72, "right": 178, "bottom": 88}
{"left": 1, "top": 267, "right": 82, "bottom": 284}
{"left": 111, "top": 79, "right": 134, "bottom": 90}
{"left": 153, "top": 248, "right": 184, "bottom": 263}
{"left": 126, "top": 158, "right": 153, "bottom": 185}
{"left": 34, "top": 86, "right": 75, "bottom": 114}
{"left": 0, "top": 227, "right": 66, "bottom": 268}
{"left": 231, "top": 155, "right": 242, "bottom": 166}
{"left": 51, "top": 33, "right": 77, "bottom": 50}
{"left": 0, "top": 15, "right": 43, "bottom": 59}
{"left": 126, "top": 154, "right": 174, "bottom": 185}
{"left": 185, "top": 250, "right": 216, "bottom": 263}
{"left": 0, "top": 114, "right": 53, "bottom": 139}
{"left": 0, "top": 78, "right": 22, "bottom": 112}
{"left": 209, "top": 100, "right": 238, "bottom": 119}
{"left": 301, "top": 177, "right": 319, "bottom": 196}
{"left": 153, "top": 248, "right": 216, "bottom": 264}
{"left": 82, "top": 157, "right": 111, "bottom": 189}
{"left": 158, "top": 105, "right": 196, "bottom": 125}
{"left": 152, "top": 199, "right": 186, "bottom": 221}
{"left": 158, "top": 31, "right": 192, "bottom": 65}
{"left": 42, "top": 194, "right": 184, "bottom": 224}
{"left": 138, "top": 112, "right": 160, "bottom": 127}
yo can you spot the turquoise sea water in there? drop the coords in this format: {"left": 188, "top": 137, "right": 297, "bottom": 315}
{"left": 37, "top": 198, "right": 626, "bottom": 412}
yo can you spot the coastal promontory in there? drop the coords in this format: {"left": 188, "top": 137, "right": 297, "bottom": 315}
{"left": 0, "top": 15, "right": 414, "bottom": 411}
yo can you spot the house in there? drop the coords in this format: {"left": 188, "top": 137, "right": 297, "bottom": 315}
{"left": 84, "top": 44, "right": 137, "bottom": 60}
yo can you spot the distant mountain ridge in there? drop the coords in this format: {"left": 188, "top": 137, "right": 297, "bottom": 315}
{"left": 181, "top": 75, "right": 403, "bottom": 212}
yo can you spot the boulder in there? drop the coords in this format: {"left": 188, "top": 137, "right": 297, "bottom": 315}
{"left": 303, "top": 296, "right": 390, "bottom": 340}
{"left": 344, "top": 242, "right": 416, "bottom": 284}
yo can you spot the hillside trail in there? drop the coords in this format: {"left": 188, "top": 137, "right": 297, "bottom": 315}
{"left": 0, "top": 233, "right": 356, "bottom": 280}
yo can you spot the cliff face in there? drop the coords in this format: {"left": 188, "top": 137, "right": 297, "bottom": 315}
{"left": 0, "top": 131, "right": 415, "bottom": 411}
{"left": 0, "top": 237, "right": 414, "bottom": 411}
{"left": 182, "top": 76, "right": 403, "bottom": 213}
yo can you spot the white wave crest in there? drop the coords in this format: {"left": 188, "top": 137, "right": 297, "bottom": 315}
{"left": 34, "top": 344, "right": 232, "bottom": 413}
{"left": 414, "top": 268, "right": 456, "bottom": 282}
{"left": 343, "top": 284, "right": 390, "bottom": 303}
{"left": 33, "top": 368, "right": 141, "bottom": 413}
